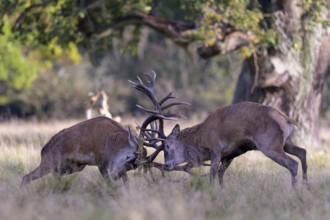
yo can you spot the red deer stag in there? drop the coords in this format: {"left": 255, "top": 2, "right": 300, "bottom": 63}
{"left": 21, "top": 117, "right": 139, "bottom": 185}
{"left": 163, "top": 102, "right": 308, "bottom": 188}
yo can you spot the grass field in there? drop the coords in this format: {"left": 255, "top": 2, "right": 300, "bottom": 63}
{"left": 0, "top": 119, "right": 330, "bottom": 220}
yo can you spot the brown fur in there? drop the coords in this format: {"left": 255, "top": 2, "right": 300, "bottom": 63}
{"left": 164, "top": 102, "right": 308, "bottom": 188}
{"left": 22, "top": 117, "right": 138, "bottom": 185}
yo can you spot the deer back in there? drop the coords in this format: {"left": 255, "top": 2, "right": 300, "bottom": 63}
{"left": 41, "top": 117, "right": 132, "bottom": 166}
{"left": 178, "top": 102, "right": 296, "bottom": 151}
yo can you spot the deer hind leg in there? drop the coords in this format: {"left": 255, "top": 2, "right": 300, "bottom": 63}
{"left": 210, "top": 150, "right": 221, "bottom": 184}
{"left": 261, "top": 148, "right": 298, "bottom": 187}
{"left": 21, "top": 162, "right": 51, "bottom": 186}
{"left": 284, "top": 141, "right": 308, "bottom": 184}
{"left": 218, "top": 159, "right": 233, "bottom": 189}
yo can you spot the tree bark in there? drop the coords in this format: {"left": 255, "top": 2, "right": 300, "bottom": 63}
{"left": 233, "top": 1, "right": 330, "bottom": 147}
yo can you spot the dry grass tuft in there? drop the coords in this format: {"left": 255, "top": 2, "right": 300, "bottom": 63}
{"left": 0, "top": 119, "right": 330, "bottom": 220}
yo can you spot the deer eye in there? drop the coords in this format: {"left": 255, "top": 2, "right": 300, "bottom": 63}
{"left": 126, "top": 155, "right": 133, "bottom": 161}
{"left": 165, "top": 144, "right": 170, "bottom": 151}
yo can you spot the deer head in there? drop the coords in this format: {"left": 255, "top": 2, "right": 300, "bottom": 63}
{"left": 163, "top": 124, "right": 186, "bottom": 170}
{"left": 108, "top": 128, "right": 138, "bottom": 180}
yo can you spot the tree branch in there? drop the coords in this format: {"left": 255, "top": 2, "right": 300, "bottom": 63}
{"left": 96, "top": 12, "right": 256, "bottom": 57}
{"left": 14, "top": 0, "right": 51, "bottom": 30}
{"left": 197, "top": 31, "right": 256, "bottom": 59}
{"left": 97, "top": 12, "right": 196, "bottom": 46}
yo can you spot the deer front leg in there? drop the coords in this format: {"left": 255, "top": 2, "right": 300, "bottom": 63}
{"left": 121, "top": 173, "right": 129, "bottom": 187}
{"left": 218, "top": 159, "right": 233, "bottom": 188}
{"left": 98, "top": 163, "right": 110, "bottom": 181}
{"left": 210, "top": 150, "right": 221, "bottom": 184}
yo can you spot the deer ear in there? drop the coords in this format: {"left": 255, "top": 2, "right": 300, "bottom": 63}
{"left": 127, "top": 127, "right": 138, "bottom": 150}
{"left": 170, "top": 124, "right": 180, "bottom": 138}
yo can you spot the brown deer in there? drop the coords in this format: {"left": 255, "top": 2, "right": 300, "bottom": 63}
{"left": 163, "top": 102, "right": 308, "bottom": 188}
{"left": 21, "top": 117, "right": 140, "bottom": 185}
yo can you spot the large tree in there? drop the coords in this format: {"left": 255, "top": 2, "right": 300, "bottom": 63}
{"left": 2, "top": 0, "right": 329, "bottom": 146}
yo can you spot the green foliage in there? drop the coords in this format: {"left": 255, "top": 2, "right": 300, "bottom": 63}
{"left": 156, "top": 0, "right": 207, "bottom": 21}
{"left": 0, "top": 0, "right": 83, "bottom": 105}
{"left": 2, "top": 0, "right": 328, "bottom": 66}
{"left": 0, "top": 0, "right": 82, "bottom": 61}
{"left": 303, "top": 0, "right": 330, "bottom": 29}
{"left": 0, "top": 0, "right": 282, "bottom": 60}
{"left": 197, "top": 0, "right": 265, "bottom": 46}
{"left": 0, "top": 16, "right": 40, "bottom": 104}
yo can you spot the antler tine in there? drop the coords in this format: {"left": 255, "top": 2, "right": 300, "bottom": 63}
{"left": 137, "top": 76, "right": 144, "bottom": 86}
{"left": 143, "top": 121, "right": 164, "bottom": 149}
{"left": 144, "top": 71, "right": 160, "bottom": 111}
{"left": 129, "top": 72, "right": 161, "bottom": 112}
{"left": 163, "top": 112, "right": 187, "bottom": 120}
{"left": 136, "top": 122, "right": 161, "bottom": 149}
{"left": 161, "top": 102, "right": 191, "bottom": 111}
{"left": 158, "top": 116, "right": 165, "bottom": 139}
{"left": 143, "top": 129, "right": 152, "bottom": 139}
{"left": 150, "top": 119, "right": 157, "bottom": 130}
{"left": 144, "top": 137, "right": 165, "bottom": 142}
{"left": 136, "top": 105, "right": 158, "bottom": 114}
{"left": 142, "top": 116, "right": 165, "bottom": 157}
{"left": 140, "top": 114, "right": 180, "bottom": 130}
{"left": 150, "top": 121, "right": 160, "bottom": 137}
{"left": 146, "top": 146, "right": 164, "bottom": 162}
{"left": 149, "top": 120, "right": 166, "bottom": 143}
{"left": 143, "top": 141, "right": 161, "bottom": 149}
{"left": 137, "top": 115, "right": 161, "bottom": 143}
{"left": 129, "top": 80, "right": 152, "bottom": 96}
{"left": 172, "top": 164, "right": 193, "bottom": 174}
{"left": 144, "top": 71, "right": 156, "bottom": 87}
{"left": 137, "top": 127, "right": 163, "bottom": 136}
{"left": 159, "top": 92, "right": 175, "bottom": 106}
{"left": 128, "top": 79, "right": 143, "bottom": 91}
{"left": 136, "top": 123, "right": 159, "bottom": 132}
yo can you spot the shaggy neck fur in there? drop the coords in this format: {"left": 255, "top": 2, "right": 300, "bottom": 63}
{"left": 179, "top": 125, "right": 209, "bottom": 166}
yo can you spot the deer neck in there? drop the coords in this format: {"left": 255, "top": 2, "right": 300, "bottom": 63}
{"left": 179, "top": 125, "right": 210, "bottom": 166}
{"left": 183, "top": 144, "right": 204, "bottom": 166}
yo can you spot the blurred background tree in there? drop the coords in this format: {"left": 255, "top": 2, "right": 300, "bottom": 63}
{"left": 0, "top": 0, "right": 329, "bottom": 146}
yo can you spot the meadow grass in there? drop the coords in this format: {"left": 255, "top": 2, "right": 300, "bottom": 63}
{"left": 0, "top": 119, "right": 330, "bottom": 220}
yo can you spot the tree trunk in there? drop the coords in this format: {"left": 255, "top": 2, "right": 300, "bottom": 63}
{"left": 233, "top": 1, "right": 330, "bottom": 147}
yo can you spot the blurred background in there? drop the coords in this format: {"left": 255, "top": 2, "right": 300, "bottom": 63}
{"left": 1, "top": 27, "right": 329, "bottom": 120}
{"left": 0, "top": 0, "right": 329, "bottom": 125}
{"left": 0, "top": 27, "right": 245, "bottom": 120}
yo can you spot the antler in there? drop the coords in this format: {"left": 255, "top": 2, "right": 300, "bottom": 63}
{"left": 129, "top": 70, "right": 190, "bottom": 163}
{"left": 128, "top": 71, "right": 161, "bottom": 113}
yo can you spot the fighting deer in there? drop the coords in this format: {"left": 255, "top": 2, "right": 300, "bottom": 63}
{"left": 163, "top": 102, "right": 308, "bottom": 188}
{"left": 21, "top": 117, "right": 139, "bottom": 185}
